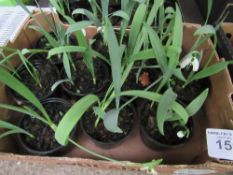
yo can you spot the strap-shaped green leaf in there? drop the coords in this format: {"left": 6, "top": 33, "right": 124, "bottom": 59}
{"left": 172, "top": 4, "right": 183, "bottom": 49}
{"left": 55, "top": 94, "right": 99, "bottom": 145}
{"left": 189, "top": 61, "right": 232, "bottom": 82}
{"left": 29, "top": 25, "right": 58, "bottom": 47}
{"left": 128, "top": 3, "right": 147, "bottom": 54}
{"left": 66, "top": 21, "right": 94, "bottom": 35}
{"left": 48, "top": 46, "right": 86, "bottom": 58}
{"left": 0, "top": 67, "right": 49, "bottom": 122}
{"left": 146, "top": 0, "right": 164, "bottom": 25}
{"left": 157, "top": 88, "right": 177, "bottom": 135}
{"left": 0, "top": 120, "right": 33, "bottom": 139}
{"left": 72, "top": 8, "right": 101, "bottom": 26}
{"left": 186, "top": 88, "right": 209, "bottom": 116}
{"left": 105, "top": 19, "right": 124, "bottom": 110}
{"left": 130, "top": 49, "right": 155, "bottom": 62}
{"left": 112, "top": 10, "right": 130, "bottom": 21}
{"left": 121, "top": 90, "right": 189, "bottom": 124}
{"left": 0, "top": 104, "right": 48, "bottom": 125}
{"left": 103, "top": 109, "right": 123, "bottom": 133}
{"left": 194, "top": 25, "right": 216, "bottom": 36}
{"left": 101, "top": 0, "right": 109, "bottom": 17}
{"left": 145, "top": 24, "right": 167, "bottom": 73}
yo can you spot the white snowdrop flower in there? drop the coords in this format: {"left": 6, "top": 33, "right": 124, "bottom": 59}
{"left": 82, "top": 29, "right": 86, "bottom": 36}
{"left": 192, "top": 58, "right": 200, "bottom": 71}
{"left": 97, "top": 27, "right": 102, "bottom": 32}
{"left": 180, "top": 52, "right": 200, "bottom": 72}
{"left": 180, "top": 54, "right": 192, "bottom": 69}
{"left": 177, "top": 130, "right": 185, "bottom": 138}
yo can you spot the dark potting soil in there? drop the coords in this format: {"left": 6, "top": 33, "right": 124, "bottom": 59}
{"left": 82, "top": 103, "right": 135, "bottom": 143}
{"left": 20, "top": 101, "right": 70, "bottom": 151}
{"left": 123, "top": 62, "right": 160, "bottom": 91}
{"left": 63, "top": 59, "right": 110, "bottom": 95}
{"left": 13, "top": 61, "right": 58, "bottom": 101}
{"left": 92, "top": 33, "right": 108, "bottom": 57}
{"left": 172, "top": 81, "right": 205, "bottom": 103}
{"left": 141, "top": 103, "right": 192, "bottom": 145}
{"left": 92, "top": 32, "right": 128, "bottom": 57}
{"left": 171, "top": 72, "right": 210, "bottom": 103}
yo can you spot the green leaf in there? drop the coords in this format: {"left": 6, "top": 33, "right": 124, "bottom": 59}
{"left": 128, "top": 3, "right": 147, "bottom": 54}
{"left": 55, "top": 95, "right": 100, "bottom": 145}
{"left": 103, "top": 109, "right": 123, "bottom": 133}
{"left": 157, "top": 88, "right": 177, "bottom": 135}
{"left": 0, "top": 104, "right": 48, "bottom": 124}
{"left": 83, "top": 47, "right": 95, "bottom": 83}
{"left": 101, "top": 0, "right": 109, "bottom": 17}
{"left": 172, "top": 4, "right": 183, "bottom": 49}
{"left": 146, "top": 0, "right": 164, "bottom": 25}
{"left": 51, "top": 79, "right": 71, "bottom": 92}
{"left": 0, "top": 67, "right": 49, "bottom": 122}
{"left": 92, "top": 50, "right": 110, "bottom": 65}
{"left": 130, "top": 49, "right": 155, "bottom": 62}
{"left": 194, "top": 25, "right": 216, "bottom": 36}
{"left": 29, "top": 25, "right": 58, "bottom": 47}
{"left": 66, "top": 21, "right": 94, "bottom": 35}
{"left": 48, "top": 46, "right": 86, "bottom": 58}
{"left": 174, "top": 68, "right": 186, "bottom": 82}
{"left": 105, "top": 19, "right": 124, "bottom": 110}
{"left": 158, "top": 45, "right": 180, "bottom": 91}
{"left": 63, "top": 53, "right": 72, "bottom": 80}
{"left": 189, "top": 61, "right": 231, "bottom": 82}
{"left": 206, "top": 0, "right": 213, "bottom": 24}
{"left": 93, "top": 106, "right": 106, "bottom": 120}
{"left": 72, "top": 8, "right": 101, "bottom": 26}
{"left": 0, "top": 120, "right": 33, "bottom": 139}
{"left": 121, "top": 90, "right": 189, "bottom": 123}
{"left": 112, "top": 10, "right": 129, "bottom": 21}
{"left": 145, "top": 24, "right": 167, "bottom": 72}
{"left": 186, "top": 89, "right": 209, "bottom": 116}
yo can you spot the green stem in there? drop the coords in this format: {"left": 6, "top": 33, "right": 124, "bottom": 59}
{"left": 69, "top": 138, "right": 122, "bottom": 163}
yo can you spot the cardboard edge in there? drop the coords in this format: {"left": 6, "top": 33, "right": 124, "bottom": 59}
{"left": 0, "top": 153, "right": 232, "bottom": 174}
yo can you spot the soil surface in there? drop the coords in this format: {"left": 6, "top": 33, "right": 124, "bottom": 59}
{"left": 141, "top": 102, "right": 192, "bottom": 146}
{"left": 82, "top": 102, "right": 135, "bottom": 143}
{"left": 171, "top": 70, "right": 209, "bottom": 103}
{"left": 20, "top": 100, "right": 70, "bottom": 151}
{"left": 12, "top": 60, "right": 58, "bottom": 101}
{"left": 63, "top": 59, "right": 110, "bottom": 96}
{"left": 123, "top": 62, "right": 160, "bottom": 91}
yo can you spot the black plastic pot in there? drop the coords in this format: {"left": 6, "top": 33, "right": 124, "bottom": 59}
{"left": 61, "top": 58, "right": 110, "bottom": 98}
{"left": 80, "top": 98, "right": 137, "bottom": 149}
{"left": 16, "top": 98, "right": 74, "bottom": 156}
{"left": 8, "top": 59, "right": 60, "bottom": 105}
{"left": 139, "top": 101, "right": 194, "bottom": 150}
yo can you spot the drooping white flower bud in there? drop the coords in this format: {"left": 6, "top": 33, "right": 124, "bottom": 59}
{"left": 177, "top": 130, "right": 185, "bottom": 138}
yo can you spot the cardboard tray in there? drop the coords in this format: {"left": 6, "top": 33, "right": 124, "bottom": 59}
{"left": 0, "top": 12, "right": 233, "bottom": 174}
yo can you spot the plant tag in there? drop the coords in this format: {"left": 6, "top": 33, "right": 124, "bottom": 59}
{"left": 0, "top": 6, "right": 36, "bottom": 46}
{"left": 206, "top": 128, "right": 233, "bottom": 160}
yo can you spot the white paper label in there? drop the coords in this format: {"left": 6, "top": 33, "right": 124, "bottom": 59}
{"left": 0, "top": 6, "right": 57, "bottom": 47}
{"left": 206, "top": 128, "right": 233, "bottom": 160}
{"left": 0, "top": 6, "right": 34, "bottom": 46}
